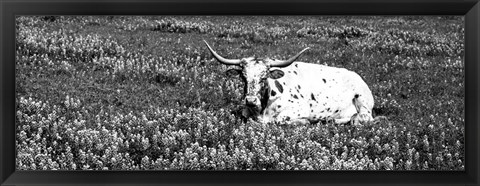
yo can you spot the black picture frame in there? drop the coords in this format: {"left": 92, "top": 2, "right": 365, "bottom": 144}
{"left": 1, "top": 0, "right": 479, "bottom": 185}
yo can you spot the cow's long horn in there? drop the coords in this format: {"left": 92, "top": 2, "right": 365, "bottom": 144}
{"left": 203, "top": 40, "right": 242, "bottom": 65}
{"left": 269, "top": 47, "right": 310, "bottom": 67}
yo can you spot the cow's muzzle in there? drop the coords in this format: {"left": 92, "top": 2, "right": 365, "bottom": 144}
{"left": 245, "top": 96, "right": 260, "bottom": 107}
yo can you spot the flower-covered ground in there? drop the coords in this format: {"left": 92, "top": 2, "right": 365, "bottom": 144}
{"left": 15, "top": 16, "right": 464, "bottom": 170}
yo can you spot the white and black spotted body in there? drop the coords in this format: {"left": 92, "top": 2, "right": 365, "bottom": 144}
{"left": 261, "top": 62, "right": 374, "bottom": 124}
{"left": 204, "top": 40, "right": 374, "bottom": 124}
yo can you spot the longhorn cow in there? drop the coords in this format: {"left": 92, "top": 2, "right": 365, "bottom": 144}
{"left": 204, "top": 40, "right": 374, "bottom": 125}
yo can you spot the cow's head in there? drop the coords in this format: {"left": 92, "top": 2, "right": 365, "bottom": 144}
{"left": 204, "top": 40, "right": 309, "bottom": 111}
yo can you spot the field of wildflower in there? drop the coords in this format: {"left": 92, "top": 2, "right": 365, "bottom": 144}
{"left": 15, "top": 16, "right": 464, "bottom": 170}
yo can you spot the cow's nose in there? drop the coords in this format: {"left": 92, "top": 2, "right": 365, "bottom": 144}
{"left": 245, "top": 96, "right": 258, "bottom": 106}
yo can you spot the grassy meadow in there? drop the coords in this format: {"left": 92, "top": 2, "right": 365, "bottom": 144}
{"left": 15, "top": 16, "right": 464, "bottom": 170}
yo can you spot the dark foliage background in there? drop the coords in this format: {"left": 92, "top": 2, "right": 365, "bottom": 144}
{"left": 15, "top": 16, "right": 464, "bottom": 170}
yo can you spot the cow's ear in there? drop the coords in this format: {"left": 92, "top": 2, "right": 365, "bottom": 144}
{"left": 268, "top": 69, "right": 285, "bottom": 79}
{"left": 226, "top": 69, "right": 242, "bottom": 77}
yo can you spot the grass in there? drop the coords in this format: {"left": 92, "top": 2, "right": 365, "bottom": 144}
{"left": 16, "top": 16, "right": 464, "bottom": 170}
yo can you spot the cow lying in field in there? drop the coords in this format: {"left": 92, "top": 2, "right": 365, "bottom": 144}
{"left": 204, "top": 40, "right": 375, "bottom": 125}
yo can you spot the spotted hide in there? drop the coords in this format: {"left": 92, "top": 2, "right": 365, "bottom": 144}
{"left": 204, "top": 40, "right": 374, "bottom": 125}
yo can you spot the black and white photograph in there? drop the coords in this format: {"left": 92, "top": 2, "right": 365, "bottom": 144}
{"left": 15, "top": 16, "right": 465, "bottom": 171}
